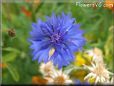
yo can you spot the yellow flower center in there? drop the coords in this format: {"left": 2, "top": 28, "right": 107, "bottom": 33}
{"left": 54, "top": 76, "right": 65, "bottom": 84}
{"left": 44, "top": 67, "right": 51, "bottom": 73}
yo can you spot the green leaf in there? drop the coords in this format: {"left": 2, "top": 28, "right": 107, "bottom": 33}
{"left": 2, "top": 47, "right": 20, "bottom": 62}
{"left": 63, "top": 65, "right": 76, "bottom": 75}
{"left": 3, "top": 47, "right": 20, "bottom": 54}
{"left": 6, "top": 63, "right": 20, "bottom": 82}
{"left": 63, "top": 65, "right": 86, "bottom": 75}
{"left": 3, "top": 53, "right": 17, "bottom": 63}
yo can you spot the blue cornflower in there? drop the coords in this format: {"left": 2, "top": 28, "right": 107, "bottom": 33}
{"left": 29, "top": 12, "right": 86, "bottom": 68}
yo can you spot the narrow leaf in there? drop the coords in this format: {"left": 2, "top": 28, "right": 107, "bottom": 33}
{"left": 6, "top": 63, "right": 19, "bottom": 82}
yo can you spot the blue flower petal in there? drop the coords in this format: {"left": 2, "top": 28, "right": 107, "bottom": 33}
{"left": 29, "top": 12, "right": 86, "bottom": 68}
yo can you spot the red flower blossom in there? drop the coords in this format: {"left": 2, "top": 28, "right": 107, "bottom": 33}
{"left": 21, "top": 6, "right": 31, "bottom": 17}
{"left": 105, "top": 0, "right": 114, "bottom": 11}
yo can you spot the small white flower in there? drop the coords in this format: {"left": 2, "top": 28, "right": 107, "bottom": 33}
{"left": 84, "top": 62, "right": 113, "bottom": 84}
{"left": 45, "top": 70, "right": 73, "bottom": 85}
{"left": 86, "top": 47, "right": 103, "bottom": 63}
{"left": 40, "top": 61, "right": 54, "bottom": 76}
{"left": 40, "top": 61, "right": 72, "bottom": 85}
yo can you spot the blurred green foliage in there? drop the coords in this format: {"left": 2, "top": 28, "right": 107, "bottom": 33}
{"left": 2, "top": 1, "right": 113, "bottom": 84}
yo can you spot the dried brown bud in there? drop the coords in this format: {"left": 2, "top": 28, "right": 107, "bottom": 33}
{"left": 8, "top": 29, "right": 16, "bottom": 37}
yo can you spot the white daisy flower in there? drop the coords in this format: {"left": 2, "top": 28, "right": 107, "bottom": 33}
{"left": 40, "top": 61, "right": 73, "bottom": 85}
{"left": 45, "top": 70, "right": 73, "bottom": 85}
{"left": 40, "top": 61, "right": 54, "bottom": 76}
{"left": 86, "top": 47, "right": 103, "bottom": 63}
{"left": 84, "top": 62, "right": 113, "bottom": 84}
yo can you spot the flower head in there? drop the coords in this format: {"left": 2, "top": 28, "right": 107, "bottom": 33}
{"left": 86, "top": 47, "right": 103, "bottom": 63}
{"left": 84, "top": 62, "right": 113, "bottom": 84}
{"left": 39, "top": 61, "right": 72, "bottom": 85}
{"left": 105, "top": 0, "right": 114, "bottom": 12}
{"left": 45, "top": 70, "right": 73, "bottom": 85}
{"left": 29, "top": 12, "right": 86, "bottom": 68}
{"left": 40, "top": 61, "right": 54, "bottom": 76}
{"left": 21, "top": 6, "right": 31, "bottom": 17}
